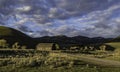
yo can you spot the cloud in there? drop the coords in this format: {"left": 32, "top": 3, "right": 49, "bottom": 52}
{"left": 0, "top": 0, "right": 120, "bottom": 38}
{"left": 0, "top": 0, "right": 113, "bottom": 22}
{"left": 15, "top": 6, "right": 31, "bottom": 12}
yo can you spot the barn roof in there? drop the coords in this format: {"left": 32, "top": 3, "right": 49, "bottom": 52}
{"left": 37, "top": 43, "right": 54, "bottom": 47}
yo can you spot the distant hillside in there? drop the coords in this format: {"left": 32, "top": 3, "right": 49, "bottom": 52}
{"left": 34, "top": 35, "right": 112, "bottom": 45}
{"left": 0, "top": 26, "right": 113, "bottom": 49}
{"left": 111, "top": 36, "right": 120, "bottom": 42}
{"left": 0, "top": 26, "right": 36, "bottom": 49}
{"left": 0, "top": 26, "right": 13, "bottom": 36}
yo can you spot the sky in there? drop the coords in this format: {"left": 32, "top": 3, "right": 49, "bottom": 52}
{"left": 0, "top": 0, "right": 120, "bottom": 38}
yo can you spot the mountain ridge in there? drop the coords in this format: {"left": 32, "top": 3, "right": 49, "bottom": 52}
{"left": 0, "top": 26, "right": 115, "bottom": 49}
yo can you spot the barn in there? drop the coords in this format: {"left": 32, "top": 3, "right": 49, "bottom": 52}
{"left": 36, "top": 43, "right": 59, "bottom": 51}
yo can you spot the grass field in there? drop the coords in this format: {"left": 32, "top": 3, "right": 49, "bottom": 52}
{"left": 1, "top": 65, "right": 120, "bottom": 72}
{"left": 0, "top": 42, "right": 120, "bottom": 72}
{"left": 104, "top": 42, "right": 120, "bottom": 61}
{"left": 0, "top": 51, "right": 120, "bottom": 72}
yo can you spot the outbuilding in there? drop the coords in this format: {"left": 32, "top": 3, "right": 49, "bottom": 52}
{"left": 36, "top": 43, "right": 59, "bottom": 51}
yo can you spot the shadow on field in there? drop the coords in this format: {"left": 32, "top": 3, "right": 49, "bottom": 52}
{"left": 105, "top": 45, "right": 116, "bottom": 51}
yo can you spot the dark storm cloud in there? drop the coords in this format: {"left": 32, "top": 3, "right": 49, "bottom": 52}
{"left": 0, "top": 0, "right": 120, "bottom": 37}
{"left": 0, "top": 0, "right": 113, "bottom": 22}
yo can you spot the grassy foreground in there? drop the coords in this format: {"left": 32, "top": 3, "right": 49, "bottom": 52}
{"left": 0, "top": 52, "right": 120, "bottom": 72}
{"left": 0, "top": 42, "right": 120, "bottom": 72}
{"left": 105, "top": 42, "right": 120, "bottom": 61}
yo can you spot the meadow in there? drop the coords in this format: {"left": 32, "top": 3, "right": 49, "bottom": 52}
{"left": 0, "top": 41, "right": 120, "bottom": 72}
{"left": 102, "top": 42, "right": 120, "bottom": 61}
{"left": 0, "top": 48, "right": 120, "bottom": 72}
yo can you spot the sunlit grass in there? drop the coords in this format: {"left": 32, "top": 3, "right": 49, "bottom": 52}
{"left": 104, "top": 42, "right": 120, "bottom": 61}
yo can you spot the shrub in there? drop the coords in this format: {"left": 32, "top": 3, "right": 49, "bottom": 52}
{"left": 44, "top": 56, "right": 74, "bottom": 68}
{"left": 21, "top": 46, "right": 27, "bottom": 49}
{"left": 0, "top": 39, "right": 9, "bottom": 48}
{"left": 12, "top": 42, "right": 20, "bottom": 49}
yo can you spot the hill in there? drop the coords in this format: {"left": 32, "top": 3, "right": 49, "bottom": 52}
{"left": 34, "top": 35, "right": 112, "bottom": 45}
{"left": 110, "top": 36, "right": 120, "bottom": 42}
{"left": 0, "top": 26, "right": 36, "bottom": 49}
{"left": 0, "top": 26, "right": 113, "bottom": 49}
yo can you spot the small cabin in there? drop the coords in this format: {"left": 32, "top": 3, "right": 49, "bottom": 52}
{"left": 36, "top": 43, "right": 59, "bottom": 51}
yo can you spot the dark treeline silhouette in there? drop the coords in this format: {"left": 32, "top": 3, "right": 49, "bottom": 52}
{"left": 0, "top": 26, "right": 116, "bottom": 49}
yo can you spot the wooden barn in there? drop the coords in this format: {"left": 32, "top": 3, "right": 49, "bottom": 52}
{"left": 36, "top": 43, "right": 59, "bottom": 51}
